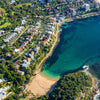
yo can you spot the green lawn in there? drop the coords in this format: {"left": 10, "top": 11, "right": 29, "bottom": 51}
{"left": 0, "top": 8, "right": 10, "bottom": 29}
{"left": 15, "top": 3, "right": 32, "bottom": 8}
{"left": 20, "top": 99, "right": 28, "bottom": 100}
{"left": 0, "top": 22, "right": 10, "bottom": 28}
{"left": 0, "top": 8, "right": 6, "bottom": 13}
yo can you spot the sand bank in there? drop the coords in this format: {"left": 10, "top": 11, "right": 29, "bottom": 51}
{"left": 25, "top": 73, "right": 58, "bottom": 97}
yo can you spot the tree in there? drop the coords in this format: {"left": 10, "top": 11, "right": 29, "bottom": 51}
{"left": 49, "top": 72, "right": 92, "bottom": 100}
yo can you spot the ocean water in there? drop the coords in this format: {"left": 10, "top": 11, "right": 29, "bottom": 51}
{"left": 41, "top": 16, "right": 100, "bottom": 79}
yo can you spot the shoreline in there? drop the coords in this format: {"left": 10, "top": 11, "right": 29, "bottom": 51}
{"left": 35, "top": 24, "right": 61, "bottom": 75}
{"left": 35, "top": 18, "right": 74, "bottom": 75}
{"left": 82, "top": 69, "right": 99, "bottom": 99}
{"left": 35, "top": 11, "right": 100, "bottom": 78}
{"left": 25, "top": 11, "right": 100, "bottom": 97}
{"left": 25, "top": 73, "right": 58, "bottom": 97}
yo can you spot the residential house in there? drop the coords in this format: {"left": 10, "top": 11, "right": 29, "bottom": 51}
{"left": 14, "top": 47, "right": 22, "bottom": 53}
{"left": 0, "top": 30, "right": 5, "bottom": 35}
{"left": 3, "top": 32, "right": 17, "bottom": 43}
{"left": 31, "top": 51, "right": 35, "bottom": 55}
{"left": 0, "top": 44, "right": 6, "bottom": 49}
{"left": 0, "top": 79, "right": 4, "bottom": 84}
{"left": 83, "top": 3, "right": 90, "bottom": 11}
{"left": 10, "top": 0, "right": 15, "bottom": 4}
{"left": 16, "top": 70, "right": 24, "bottom": 75}
{"left": 14, "top": 26, "right": 24, "bottom": 33}
{"left": 22, "top": 62, "right": 29, "bottom": 69}
{"left": 34, "top": 46, "right": 40, "bottom": 53}
{"left": 13, "top": 63, "right": 20, "bottom": 69}
{"left": 0, "top": 86, "right": 11, "bottom": 100}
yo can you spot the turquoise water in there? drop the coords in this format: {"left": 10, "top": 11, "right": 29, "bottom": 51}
{"left": 41, "top": 16, "right": 100, "bottom": 79}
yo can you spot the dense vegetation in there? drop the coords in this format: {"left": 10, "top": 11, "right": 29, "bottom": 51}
{"left": 49, "top": 72, "right": 92, "bottom": 100}
{"left": 0, "top": 59, "right": 26, "bottom": 88}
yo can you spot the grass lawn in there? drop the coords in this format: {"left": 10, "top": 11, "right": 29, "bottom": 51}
{"left": 0, "top": 7, "right": 10, "bottom": 29}
{"left": 0, "top": 22, "right": 10, "bottom": 28}
{"left": 16, "top": 3, "right": 32, "bottom": 8}
{"left": 0, "top": 8, "right": 6, "bottom": 13}
{"left": 20, "top": 99, "right": 28, "bottom": 100}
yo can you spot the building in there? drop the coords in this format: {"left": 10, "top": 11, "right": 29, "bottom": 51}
{"left": 0, "top": 44, "right": 6, "bottom": 49}
{"left": 21, "top": 17, "right": 27, "bottom": 25}
{"left": 0, "top": 86, "right": 11, "bottom": 100}
{"left": 13, "top": 63, "right": 20, "bottom": 69}
{"left": 14, "top": 26, "right": 24, "bottom": 33}
{"left": 94, "top": 1, "right": 100, "bottom": 8}
{"left": 0, "top": 30, "right": 5, "bottom": 35}
{"left": 22, "top": 63, "right": 29, "bottom": 69}
{"left": 10, "top": 0, "right": 15, "bottom": 4}
{"left": 3, "top": 32, "right": 17, "bottom": 43}
{"left": 16, "top": 70, "right": 24, "bottom": 75}
{"left": 14, "top": 47, "right": 22, "bottom": 53}
{"left": 0, "top": 79, "right": 4, "bottom": 84}
{"left": 21, "top": 20, "right": 27, "bottom": 25}
{"left": 39, "top": 0, "right": 44, "bottom": 3}
{"left": 34, "top": 46, "right": 40, "bottom": 53}
{"left": 71, "top": 9, "right": 76, "bottom": 17}
{"left": 83, "top": 4, "right": 90, "bottom": 11}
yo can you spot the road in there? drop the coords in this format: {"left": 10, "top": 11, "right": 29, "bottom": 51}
{"left": 12, "top": 28, "right": 42, "bottom": 63}
{"left": 10, "top": 26, "right": 29, "bottom": 46}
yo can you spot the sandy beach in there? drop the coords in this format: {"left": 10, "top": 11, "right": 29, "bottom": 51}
{"left": 26, "top": 73, "right": 58, "bottom": 97}
{"left": 25, "top": 22, "right": 62, "bottom": 97}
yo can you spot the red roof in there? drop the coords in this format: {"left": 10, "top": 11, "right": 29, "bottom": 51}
{"left": 18, "top": 47, "right": 22, "bottom": 51}
{"left": 66, "top": 15, "right": 69, "bottom": 18}
{"left": 49, "top": 12, "right": 53, "bottom": 14}
{"left": 30, "top": 35, "right": 33, "bottom": 38}
{"left": 26, "top": 58, "right": 30, "bottom": 61}
{"left": 31, "top": 51, "right": 34, "bottom": 54}
{"left": 51, "top": 20, "right": 55, "bottom": 23}
{"left": 44, "top": 40, "right": 48, "bottom": 43}
{"left": 32, "top": 28, "right": 37, "bottom": 31}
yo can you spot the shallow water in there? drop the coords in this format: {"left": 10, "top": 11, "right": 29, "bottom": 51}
{"left": 41, "top": 16, "right": 100, "bottom": 79}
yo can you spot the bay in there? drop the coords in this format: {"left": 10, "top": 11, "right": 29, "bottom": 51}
{"left": 41, "top": 16, "right": 100, "bottom": 79}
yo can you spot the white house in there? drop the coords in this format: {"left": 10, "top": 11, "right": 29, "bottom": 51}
{"left": 84, "top": 3, "right": 90, "bottom": 11}
{"left": 0, "top": 86, "right": 11, "bottom": 100}
{"left": 3, "top": 32, "right": 17, "bottom": 43}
